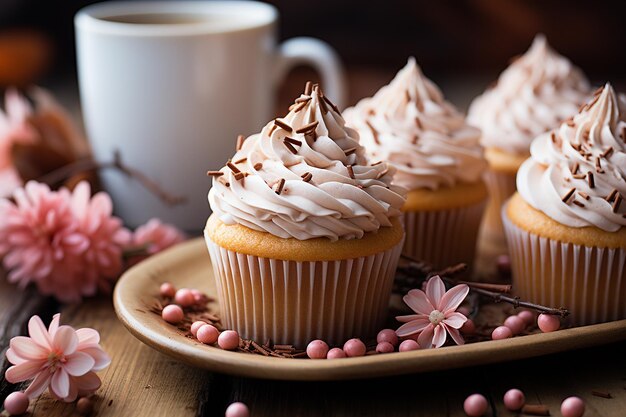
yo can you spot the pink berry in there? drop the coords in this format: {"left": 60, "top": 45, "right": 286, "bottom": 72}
{"left": 461, "top": 319, "right": 476, "bottom": 335}
{"left": 306, "top": 340, "right": 329, "bottom": 359}
{"left": 191, "top": 321, "right": 207, "bottom": 337}
{"left": 162, "top": 304, "right": 184, "bottom": 324}
{"left": 225, "top": 401, "right": 250, "bottom": 417}
{"left": 537, "top": 314, "right": 560, "bottom": 333}
{"left": 492, "top": 326, "right": 513, "bottom": 340}
{"left": 3, "top": 392, "right": 29, "bottom": 415}
{"left": 326, "top": 348, "right": 347, "bottom": 359}
{"left": 517, "top": 310, "right": 535, "bottom": 326}
{"left": 376, "top": 342, "right": 394, "bottom": 354}
{"left": 342, "top": 338, "right": 366, "bottom": 357}
{"left": 376, "top": 329, "right": 399, "bottom": 346}
{"left": 159, "top": 282, "right": 176, "bottom": 298}
{"left": 561, "top": 396, "right": 585, "bottom": 417}
{"left": 197, "top": 324, "right": 220, "bottom": 344}
{"left": 174, "top": 288, "right": 195, "bottom": 307}
{"left": 503, "top": 388, "right": 525, "bottom": 411}
{"left": 218, "top": 330, "right": 240, "bottom": 350}
{"left": 399, "top": 339, "right": 420, "bottom": 352}
{"left": 504, "top": 315, "right": 526, "bottom": 335}
{"left": 463, "top": 393, "right": 488, "bottom": 417}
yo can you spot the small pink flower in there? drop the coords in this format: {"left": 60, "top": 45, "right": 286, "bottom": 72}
{"left": 5, "top": 314, "right": 110, "bottom": 402}
{"left": 132, "top": 218, "right": 185, "bottom": 255}
{"left": 395, "top": 275, "right": 469, "bottom": 349}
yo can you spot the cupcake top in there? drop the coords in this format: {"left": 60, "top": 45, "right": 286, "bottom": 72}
{"left": 208, "top": 83, "right": 406, "bottom": 241}
{"left": 517, "top": 83, "right": 626, "bottom": 232}
{"left": 468, "top": 35, "right": 591, "bottom": 155}
{"left": 343, "top": 58, "right": 486, "bottom": 191}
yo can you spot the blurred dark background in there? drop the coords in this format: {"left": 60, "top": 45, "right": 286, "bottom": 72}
{"left": 0, "top": 0, "right": 625, "bottom": 108}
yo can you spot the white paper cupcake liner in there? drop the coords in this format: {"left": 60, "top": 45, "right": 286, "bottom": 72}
{"left": 205, "top": 236, "right": 403, "bottom": 348}
{"left": 480, "top": 169, "right": 517, "bottom": 245}
{"left": 502, "top": 206, "right": 626, "bottom": 325}
{"left": 402, "top": 200, "right": 486, "bottom": 269}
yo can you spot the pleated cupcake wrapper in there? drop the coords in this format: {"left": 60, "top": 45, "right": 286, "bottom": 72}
{"left": 205, "top": 236, "right": 404, "bottom": 348}
{"left": 402, "top": 200, "right": 486, "bottom": 269}
{"left": 502, "top": 206, "right": 626, "bottom": 326}
{"left": 480, "top": 169, "right": 517, "bottom": 245}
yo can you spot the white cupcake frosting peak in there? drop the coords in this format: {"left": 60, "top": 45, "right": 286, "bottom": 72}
{"left": 343, "top": 58, "right": 486, "bottom": 191}
{"left": 468, "top": 34, "right": 591, "bottom": 155}
{"left": 517, "top": 83, "right": 626, "bottom": 232}
{"left": 208, "top": 84, "right": 406, "bottom": 241}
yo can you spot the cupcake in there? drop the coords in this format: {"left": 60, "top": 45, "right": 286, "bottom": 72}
{"left": 344, "top": 58, "right": 487, "bottom": 269}
{"left": 205, "top": 83, "right": 406, "bottom": 347}
{"left": 503, "top": 84, "right": 626, "bottom": 325}
{"left": 468, "top": 35, "right": 591, "bottom": 250}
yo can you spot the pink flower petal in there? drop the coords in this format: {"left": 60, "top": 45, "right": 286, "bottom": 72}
{"left": 403, "top": 289, "right": 434, "bottom": 315}
{"left": 24, "top": 371, "right": 51, "bottom": 398}
{"left": 5, "top": 360, "right": 45, "bottom": 383}
{"left": 417, "top": 324, "right": 434, "bottom": 349}
{"left": 80, "top": 346, "right": 111, "bottom": 371}
{"left": 425, "top": 276, "right": 446, "bottom": 308}
{"left": 443, "top": 312, "right": 468, "bottom": 329}
{"left": 5, "top": 348, "right": 27, "bottom": 365}
{"left": 10, "top": 336, "right": 48, "bottom": 360}
{"left": 53, "top": 326, "right": 78, "bottom": 356}
{"left": 76, "top": 328, "right": 100, "bottom": 346}
{"left": 395, "top": 318, "right": 431, "bottom": 337}
{"left": 432, "top": 325, "right": 447, "bottom": 348}
{"left": 395, "top": 314, "right": 425, "bottom": 323}
{"left": 50, "top": 369, "right": 70, "bottom": 399}
{"left": 48, "top": 313, "right": 60, "bottom": 337}
{"left": 63, "top": 352, "right": 95, "bottom": 376}
{"left": 62, "top": 380, "right": 79, "bottom": 403}
{"left": 28, "top": 315, "right": 52, "bottom": 349}
{"left": 438, "top": 284, "right": 470, "bottom": 313}
{"left": 445, "top": 324, "right": 465, "bottom": 346}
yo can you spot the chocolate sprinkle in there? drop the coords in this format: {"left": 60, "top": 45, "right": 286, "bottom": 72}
{"left": 253, "top": 162, "right": 263, "bottom": 170}
{"left": 571, "top": 162, "right": 579, "bottom": 175}
{"left": 292, "top": 101, "right": 308, "bottom": 113}
{"left": 206, "top": 170, "right": 224, "bottom": 177}
{"left": 602, "top": 147, "right": 614, "bottom": 158}
{"left": 587, "top": 172, "right": 595, "bottom": 188}
{"left": 578, "top": 191, "right": 590, "bottom": 200}
{"left": 283, "top": 141, "right": 298, "bottom": 154}
{"left": 295, "top": 121, "right": 319, "bottom": 134}
{"left": 226, "top": 162, "right": 241, "bottom": 174}
{"left": 236, "top": 134, "right": 245, "bottom": 151}
{"left": 274, "top": 178, "right": 285, "bottom": 194}
{"left": 606, "top": 189, "right": 619, "bottom": 202}
{"left": 344, "top": 147, "right": 357, "bottom": 156}
{"left": 274, "top": 118, "right": 293, "bottom": 132}
{"left": 233, "top": 157, "right": 247, "bottom": 164}
{"left": 346, "top": 165, "right": 355, "bottom": 179}
{"left": 573, "top": 200, "right": 585, "bottom": 208}
{"left": 304, "top": 81, "right": 312, "bottom": 96}
{"left": 301, "top": 172, "right": 312, "bottom": 182}
{"left": 295, "top": 96, "right": 312, "bottom": 104}
{"left": 284, "top": 137, "right": 303, "bottom": 147}
{"left": 415, "top": 117, "right": 422, "bottom": 129}
{"left": 613, "top": 195, "right": 622, "bottom": 213}
{"left": 561, "top": 187, "right": 576, "bottom": 203}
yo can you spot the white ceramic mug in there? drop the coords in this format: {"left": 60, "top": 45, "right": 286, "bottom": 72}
{"left": 75, "top": 1, "right": 345, "bottom": 232}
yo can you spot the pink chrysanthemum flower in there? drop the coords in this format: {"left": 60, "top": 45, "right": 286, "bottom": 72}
{"left": 70, "top": 182, "right": 131, "bottom": 294}
{"left": 0, "top": 181, "right": 88, "bottom": 301}
{"left": 395, "top": 275, "right": 469, "bottom": 349}
{"left": 132, "top": 218, "right": 185, "bottom": 255}
{"left": 5, "top": 314, "right": 110, "bottom": 402}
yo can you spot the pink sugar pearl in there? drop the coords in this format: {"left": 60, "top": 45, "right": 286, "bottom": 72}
{"left": 191, "top": 320, "right": 207, "bottom": 337}
{"left": 225, "top": 402, "right": 250, "bottom": 417}
{"left": 159, "top": 282, "right": 176, "bottom": 298}
{"left": 174, "top": 288, "right": 195, "bottom": 307}
{"left": 492, "top": 326, "right": 513, "bottom": 340}
{"left": 461, "top": 319, "right": 476, "bottom": 335}
{"left": 561, "top": 396, "right": 585, "bottom": 417}
{"left": 218, "top": 330, "right": 240, "bottom": 350}
{"left": 464, "top": 393, "right": 488, "bottom": 417}
{"left": 504, "top": 315, "right": 526, "bottom": 335}
{"left": 517, "top": 310, "right": 535, "bottom": 326}
{"left": 326, "top": 348, "right": 346, "bottom": 359}
{"left": 538, "top": 314, "right": 560, "bottom": 332}
{"left": 162, "top": 304, "right": 184, "bottom": 324}
{"left": 343, "top": 338, "right": 366, "bottom": 357}
{"left": 376, "top": 329, "right": 399, "bottom": 346}
{"left": 503, "top": 388, "right": 525, "bottom": 411}
{"left": 76, "top": 396, "right": 95, "bottom": 415}
{"left": 399, "top": 339, "right": 420, "bottom": 352}
{"left": 376, "top": 341, "right": 394, "bottom": 354}
{"left": 197, "top": 324, "right": 220, "bottom": 344}
{"left": 191, "top": 289, "right": 208, "bottom": 304}
{"left": 3, "top": 392, "right": 29, "bottom": 415}
{"left": 306, "top": 340, "right": 329, "bottom": 359}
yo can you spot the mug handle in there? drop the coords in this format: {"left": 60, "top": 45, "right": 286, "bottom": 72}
{"left": 274, "top": 37, "right": 347, "bottom": 109}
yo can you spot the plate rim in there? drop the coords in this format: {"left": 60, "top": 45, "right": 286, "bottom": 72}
{"left": 113, "top": 238, "right": 626, "bottom": 381}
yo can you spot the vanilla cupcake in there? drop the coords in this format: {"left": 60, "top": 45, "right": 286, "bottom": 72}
{"left": 503, "top": 84, "right": 626, "bottom": 325}
{"left": 344, "top": 58, "right": 487, "bottom": 269}
{"left": 469, "top": 35, "right": 591, "bottom": 248}
{"left": 205, "top": 84, "right": 406, "bottom": 347}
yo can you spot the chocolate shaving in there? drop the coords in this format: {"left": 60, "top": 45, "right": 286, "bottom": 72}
{"left": 344, "top": 147, "right": 357, "bottom": 156}
{"left": 233, "top": 157, "right": 247, "bottom": 164}
{"left": 521, "top": 404, "right": 550, "bottom": 416}
{"left": 572, "top": 173, "right": 586, "bottom": 180}
{"left": 570, "top": 162, "right": 579, "bottom": 175}
{"left": 365, "top": 120, "right": 380, "bottom": 144}
{"left": 322, "top": 95, "right": 339, "bottom": 113}
{"left": 573, "top": 200, "right": 585, "bottom": 208}
{"left": 234, "top": 172, "right": 245, "bottom": 181}
{"left": 592, "top": 390, "right": 612, "bottom": 399}
{"left": 274, "top": 118, "right": 292, "bottom": 132}
{"left": 347, "top": 165, "right": 355, "bottom": 179}
{"left": 292, "top": 101, "right": 308, "bottom": 113}
{"left": 602, "top": 147, "right": 614, "bottom": 158}
{"left": 296, "top": 121, "right": 319, "bottom": 134}
{"left": 226, "top": 162, "right": 241, "bottom": 174}
{"left": 284, "top": 137, "right": 303, "bottom": 147}
{"left": 606, "top": 188, "right": 619, "bottom": 202}
{"left": 274, "top": 178, "right": 285, "bottom": 194}
{"left": 301, "top": 172, "right": 312, "bottom": 182}
{"left": 206, "top": 170, "right": 224, "bottom": 177}
{"left": 578, "top": 191, "right": 590, "bottom": 200}
{"left": 318, "top": 95, "right": 329, "bottom": 113}
{"left": 550, "top": 132, "right": 557, "bottom": 143}
{"left": 587, "top": 172, "right": 595, "bottom": 188}
{"left": 253, "top": 162, "right": 263, "bottom": 170}
{"left": 561, "top": 187, "right": 576, "bottom": 204}
{"left": 613, "top": 195, "right": 622, "bottom": 213}
{"left": 283, "top": 141, "right": 298, "bottom": 154}
{"left": 304, "top": 81, "right": 312, "bottom": 96}
{"left": 595, "top": 156, "right": 603, "bottom": 172}
{"left": 236, "top": 134, "right": 245, "bottom": 151}
{"left": 268, "top": 124, "right": 278, "bottom": 136}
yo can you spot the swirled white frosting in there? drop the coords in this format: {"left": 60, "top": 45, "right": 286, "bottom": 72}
{"left": 208, "top": 86, "right": 406, "bottom": 241}
{"left": 517, "top": 83, "right": 626, "bottom": 232}
{"left": 468, "top": 35, "right": 591, "bottom": 155}
{"left": 343, "top": 58, "right": 486, "bottom": 191}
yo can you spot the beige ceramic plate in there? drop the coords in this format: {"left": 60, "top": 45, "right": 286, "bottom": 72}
{"left": 114, "top": 238, "right": 626, "bottom": 381}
